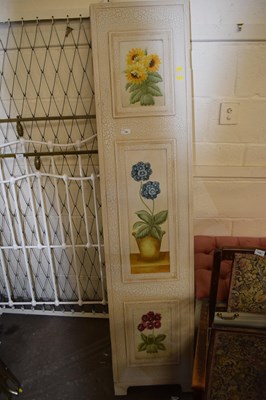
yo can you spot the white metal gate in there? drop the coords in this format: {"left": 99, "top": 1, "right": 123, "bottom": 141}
{"left": 0, "top": 17, "right": 107, "bottom": 316}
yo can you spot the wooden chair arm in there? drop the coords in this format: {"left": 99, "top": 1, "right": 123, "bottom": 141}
{"left": 192, "top": 300, "right": 209, "bottom": 392}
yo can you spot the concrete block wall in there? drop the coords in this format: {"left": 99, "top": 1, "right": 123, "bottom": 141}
{"left": 191, "top": 0, "right": 266, "bottom": 236}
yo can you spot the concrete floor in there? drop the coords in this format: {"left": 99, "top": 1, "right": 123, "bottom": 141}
{"left": 0, "top": 313, "right": 193, "bottom": 400}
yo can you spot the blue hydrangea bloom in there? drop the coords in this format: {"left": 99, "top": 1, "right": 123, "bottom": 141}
{"left": 131, "top": 162, "right": 152, "bottom": 182}
{"left": 141, "top": 181, "right": 160, "bottom": 200}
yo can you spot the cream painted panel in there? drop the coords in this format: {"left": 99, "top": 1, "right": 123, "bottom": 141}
{"left": 91, "top": 1, "right": 193, "bottom": 395}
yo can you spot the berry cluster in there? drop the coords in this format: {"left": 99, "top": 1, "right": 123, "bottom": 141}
{"left": 137, "top": 311, "right": 162, "bottom": 332}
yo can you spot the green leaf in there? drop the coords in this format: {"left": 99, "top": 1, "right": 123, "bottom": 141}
{"left": 130, "top": 89, "right": 143, "bottom": 104}
{"left": 133, "top": 221, "right": 146, "bottom": 230}
{"left": 147, "top": 84, "right": 163, "bottom": 96}
{"left": 155, "top": 334, "right": 166, "bottom": 343}
{"left": 147, "top": 72, "right": 163, "bottom": 83}
{"left": 150, "top": 226, "right": 162, "bottom": 240}
{"left": 141, "top": 333, "right": 148, "bottom": 343}
{"left": 154, "top": 210, "right": 168, "bottom": 225}
{"left": 135, "top": 210, "right": 153, "bottom": 224}
{"left": 125, "top": 82, "right": 133, "bottom": 90}
{"left": 138, "top": 342, "right": 147, "bottom": 352}
{"left": 135, "top": 226, "right": 151, "bottom": 238}
{"left": 153, "top": 72, "right": 163, "bottom": 80}
{"left": 129, "top": 83, "right": 142, "bottom": 92}
{"left": 156, "top": 343, "right": 166, "bottom": 351}
{"left": 140, "top": 94, "right": 155, "bottom": 106}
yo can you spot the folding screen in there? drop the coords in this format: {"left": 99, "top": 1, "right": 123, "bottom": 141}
{"left": 91, "top": 0, "right": 194, "bottom": 394}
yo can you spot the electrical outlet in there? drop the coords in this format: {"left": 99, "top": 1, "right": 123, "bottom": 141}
{"left": 219, "top": 102, "right": 239, "bottom": 125}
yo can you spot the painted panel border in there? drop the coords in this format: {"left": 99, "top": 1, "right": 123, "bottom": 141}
{"left": 115, "top": 139, "right": 179, "bottom": 282}
{"left": 124, "top": 299, "right": 180, "bottom": 367}
{"left": 109, "top": 30, "right": 174, "bottom": 118}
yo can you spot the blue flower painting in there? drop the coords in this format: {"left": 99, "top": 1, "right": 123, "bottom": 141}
{"left": 131, "top": 161, "right": 168, "bottom": 262}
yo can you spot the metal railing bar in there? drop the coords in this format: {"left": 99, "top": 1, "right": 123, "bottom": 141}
{"left": 0, "top": 308, "right": 109, "bottom": 318}
{"left": 21, "top": 143, "right": 42, "bottom": 246}
{"left": 10, "top": 181, "right": 36, "bottom": 304}
{"left": 36, "top": 173, "right": 60, "bottom": 305}
{"left": 0, "top": 248, "right": 13, "bottom": 305}
{"left": 0, "top": 114, "right": 96, "bottom": 124}
{"left": 77, "top": 155, "right": 91, "bottom": 248}
{"left": 0, "top": 166, "right": 18, "bottom": 246}
{"left": 0, "top": 43, "right": 91, "bottom": 53}
{"left": 0, "top": 171, "right": 99, "bottom": 184}
{"left": 0, "top": 300, "right": 105, "bottom": 306}
{"left": 0, "top": 244, "right": 104, "bottom": 250}
{"left": 0, "top": 136, "right": 97, "bottom": 150}
{"left": 50, "top": 156, "right": 66, "bottom": 248}
{"left": 0, "top": 149, "right": 98, "bottom": 159}
{"left": 64, "top": 177, "right": 82, "bottom": 304}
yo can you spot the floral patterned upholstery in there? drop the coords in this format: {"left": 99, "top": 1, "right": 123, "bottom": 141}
{"left": 206, "top": 328, "right": 266, "bottom": 400}
{"left": 227, "top": 253, "right": 266, "bottom": 314}
{"left": 194, "top": 236, "right": 266, "bottom": 301}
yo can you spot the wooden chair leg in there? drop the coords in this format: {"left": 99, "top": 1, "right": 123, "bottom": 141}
{"left": 192, "top": 301, "right": 209, "bottom": 397}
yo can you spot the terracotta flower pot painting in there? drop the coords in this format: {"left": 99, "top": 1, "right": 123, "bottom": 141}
{"left": 124, "top": 47, "right": 163, "bottom": 106}
{"left": 130, "top": 161, "right": 170, "bottom": 274}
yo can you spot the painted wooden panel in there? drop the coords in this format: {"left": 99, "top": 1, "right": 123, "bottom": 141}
{"left": 91, "top": 1, "right": 194, "bottom": 395}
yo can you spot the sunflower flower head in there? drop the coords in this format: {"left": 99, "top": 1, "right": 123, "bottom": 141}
{"left": 145, "top": 53, "right": 161, "bottom": 72}
{"left": 126, "top": 48, "right": 146, "bottom": 65}
{"left": 126, "top": 63, "right": 148, "bottom": 84}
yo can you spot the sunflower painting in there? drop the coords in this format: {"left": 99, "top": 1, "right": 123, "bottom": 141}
{"left": 124, "top": 47, "right": 163, "bottom": 106}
